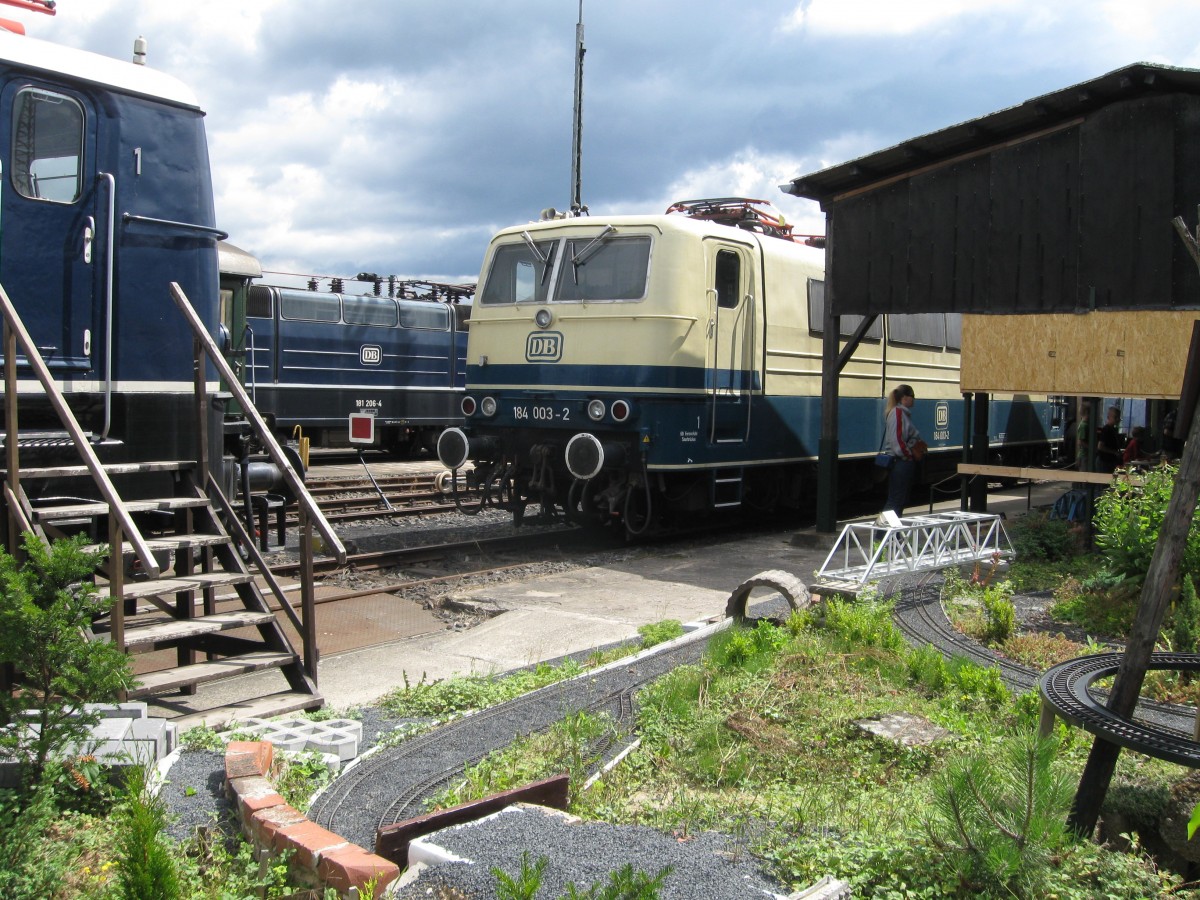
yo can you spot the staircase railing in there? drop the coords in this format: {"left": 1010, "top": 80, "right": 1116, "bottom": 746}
{"left": 168, "top": 281, "right": 346, "bottom": 565}
{"left": 0, "top": 282, "right": 161, "bottom": 576}
{"left": 170, "top": 283, "right": 348, "bottom": 681}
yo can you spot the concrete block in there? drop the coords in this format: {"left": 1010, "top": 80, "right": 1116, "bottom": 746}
{"left": 85, "top": 702, "right": 148, "bottom": 720}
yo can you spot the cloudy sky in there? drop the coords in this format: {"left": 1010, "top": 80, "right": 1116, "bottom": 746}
{"left": 21, "top": 0, "right": 1200, "bottom": 288}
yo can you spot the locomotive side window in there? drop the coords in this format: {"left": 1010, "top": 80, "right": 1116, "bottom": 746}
{"left": 806, "top": 278, "right": 883, "bottom": 339}
{"left": 888, "top": 313, "right": 947, "bottom": 349}
{"left": 714, "top": 249, "right": 740, "bottom": 309}
{"left": 246, "top": 285, "right": 273, "bottom": 318}
{"left": 343, "top": 295, "right": 399, "bottom": 327}
{"left": 279, "top": 289, "right": 341, "bottom": 322}
{"left": 555, "top": 236, "right": 650, "bottom": 302}
{"left": 12, "top": 89, "right": 84, "bottom": 203}
{"left": 399, "top": 304, "right": 450, "bottom": 330}
{"left": 944, "top": 313, "right": 963, "bottom": 350}
{"left": 480, "top": 241, "right": 556, "bottom": 305}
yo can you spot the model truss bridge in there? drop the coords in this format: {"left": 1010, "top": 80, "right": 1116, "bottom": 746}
{"left": 813, "top": 510, "right": 1013, "bottom": 593}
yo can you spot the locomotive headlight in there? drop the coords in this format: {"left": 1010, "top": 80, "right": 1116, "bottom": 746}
{"left": 610, "top": 399, "right": 632, "bottom": 422}
{"left": 535, "top": 308, "right": 553, "bottom": 328}
{"left": 480, "top": 396, "right": 498, "bottom": 417}
{"left": 587, "top": 399, "right": 606, "bottom": 421}
{"left": 461, "top": 396, "right": 477, "bottom": 416}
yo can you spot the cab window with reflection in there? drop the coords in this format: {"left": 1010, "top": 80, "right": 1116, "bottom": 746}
{"left": 480, "top": 241, "right": 557, "bottom": 305}
{"left": 714, "top": 249, "right": 740, "bottom": 309}
{"left": 555, "top": 236, "right": 650, "bottom": 302}
{"left": 12, "top": 88, "right": 84, "bottom": 203}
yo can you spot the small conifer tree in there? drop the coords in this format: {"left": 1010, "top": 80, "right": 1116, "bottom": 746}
{"left": 0, "top": 533, "right": 132, "bottom": 794}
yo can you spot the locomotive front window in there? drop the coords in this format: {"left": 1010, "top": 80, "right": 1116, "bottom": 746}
{"left": 279, "top": 289, "right": 341, "bottom": 323}
{"left": 12, "top": 89, "right": 84, "bottom": 203}
{"left": 400, "top": 304, "right": 450, "bottom": 330}
{"left": 554, "top": 236, "right": 650, "bottom": 302}
{"left": 343, "top": 295, "right": 399, "bottom": 327}
{"left": 480, "top": 241, "right": 556, "bottom": 305}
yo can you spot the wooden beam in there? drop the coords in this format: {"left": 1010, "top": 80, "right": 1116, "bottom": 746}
{"left": 956, "top": 463, "right": 1137, "bottom": 486}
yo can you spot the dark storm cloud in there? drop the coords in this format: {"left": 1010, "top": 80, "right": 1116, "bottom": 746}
{"left": 27, "top": 1, "right": 1200, "bottom": 283}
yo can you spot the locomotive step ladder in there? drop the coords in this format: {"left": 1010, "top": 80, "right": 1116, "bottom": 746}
{"left": 16, "top": 460, "right": 324, "bottom": 730}
{"left": 0, "top": 279, "right": 347, "bottom": 732}
{"left": 711, "top": 466, "right": 745, "bottom": 509}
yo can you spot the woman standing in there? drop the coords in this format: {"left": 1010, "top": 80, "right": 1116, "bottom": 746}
{"left": 883, "top": 384, "right": 924, "bottom": 515}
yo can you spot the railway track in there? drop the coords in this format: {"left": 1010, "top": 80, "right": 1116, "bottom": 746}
{"left": 308, "top": 633, "right": 707, "bottom": 848}
{"left": 295, "top": 470, "right": 460, "bottom": 524}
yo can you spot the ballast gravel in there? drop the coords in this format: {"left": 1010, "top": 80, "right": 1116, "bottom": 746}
{"left": 396, "top": 804, "right": 793, "bottom": 900}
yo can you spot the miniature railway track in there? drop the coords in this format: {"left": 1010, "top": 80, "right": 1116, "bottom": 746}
{"left": 307, "top": 635, "right": 706, "bottom": 848}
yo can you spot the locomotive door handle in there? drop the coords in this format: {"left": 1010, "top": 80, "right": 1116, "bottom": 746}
{"left": 82, "top": 217, "right": 95, "bottom": 263}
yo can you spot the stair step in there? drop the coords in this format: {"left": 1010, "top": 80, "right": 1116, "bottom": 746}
{"left": 91, "top": 534, "right": 230, "bottom": 556}
{"left": 170, "top": 690, "right": 324, "bottom": 732}
{"left": 118, "top": 610, "right": 275, "bottom": 648}
{"left": 3, "top": 459, "right": 195, "bottom": 479}
{"left": 128, "top": 651, "right": 296, "bottom": 697}
{"left": 32, "top": 496, "right": 211, "bottom": 521}
{"left": 106, "top": 571, "right": 254, "bottom": 600}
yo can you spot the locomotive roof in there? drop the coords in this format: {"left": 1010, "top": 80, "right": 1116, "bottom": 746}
{"left": 0, "top": 29, "right": 202, "bottom": 110}
{"left": 494, "top": 211, "right": 819, "bottom": 248}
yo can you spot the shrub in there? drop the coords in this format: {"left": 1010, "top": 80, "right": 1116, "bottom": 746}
{"left": 114, "top": 765, "right": 181, "bottom": 900}
{"left": 638, "top": 619, "right": 684, "bottom": 648}
{"left": 820, "top": 595, "right": 905, "bottom": 651}
{"left": 1008, "top": 512, "right": 1077, "bottom": 562}
{"left": 1093, "top": 462, "right": 1200, "bottom": 584}
{"left": 0, "top": 534, "right": 132, "bottom": 790}
{"left": 926, "top": 731, "right": 1073, "bottom": 894}
{"left": 1173, "top": 574, "right": 1200, "bottom": 656}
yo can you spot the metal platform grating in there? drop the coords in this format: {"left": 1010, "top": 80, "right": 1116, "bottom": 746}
{"left": 814, "top": 510, "right": 1013, "bottom": 593}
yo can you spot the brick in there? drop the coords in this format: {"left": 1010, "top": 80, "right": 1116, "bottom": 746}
{"left": 248, "top": 802, "right": 308, "bottom": 845}
{"left": 226, "top": 740, "right": 274, "bottom": 779}
{"left": 274, "top": 820, "right": 348, "bottom": 869}
{"left": 317, "top": 844, "right": 400, "bottom": 897}
{"left": 228, "top": 774, "right": 285, "bottom": 818}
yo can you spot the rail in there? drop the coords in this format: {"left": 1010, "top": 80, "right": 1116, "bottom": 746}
{"left": 0, "top": 281, "right": 162, "bottom": 576}
{"left": 168, "top": 282, "right": 346, "bottom": 565}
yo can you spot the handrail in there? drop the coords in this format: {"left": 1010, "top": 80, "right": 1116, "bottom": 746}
{"left": 0, "top": 282, "right": 161, "bottom": 577}
{"left": 168, "top": 282, "right": 347, "bottom": 564}
{"left": 122, "top": 213, "right": 229, "bottom": 241}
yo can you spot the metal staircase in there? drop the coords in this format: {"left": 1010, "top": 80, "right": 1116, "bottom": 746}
{"left": 1, "top": 280, "right": 347, "bottom": 730}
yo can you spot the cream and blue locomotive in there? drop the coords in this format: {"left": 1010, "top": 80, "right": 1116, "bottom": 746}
{"left": 437, "top": 203, "right": 1062, "bottom": 535}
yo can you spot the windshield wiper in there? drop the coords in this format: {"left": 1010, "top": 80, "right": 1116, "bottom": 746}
{"left": 570, "top": 225, "right": 616, "bottom": 283}
{"left": 521, "top": 231, "right": 557, "bottom": 285}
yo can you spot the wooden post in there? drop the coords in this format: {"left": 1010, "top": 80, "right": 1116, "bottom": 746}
{"left": 299, "top": 506, "right": 318, "bottom": 684}
{"left": 1068, "top": 227, "right": 1200, "bottom": 836}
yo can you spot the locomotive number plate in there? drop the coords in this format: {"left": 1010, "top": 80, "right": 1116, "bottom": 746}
{"left": 513, "top": 404, "right": 570, "bottom": 422}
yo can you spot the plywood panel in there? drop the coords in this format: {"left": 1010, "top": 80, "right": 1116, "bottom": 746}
{"left": 962, "top": 311, "right": 1198, "bottom": 397}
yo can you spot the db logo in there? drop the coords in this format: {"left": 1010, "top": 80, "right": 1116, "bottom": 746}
{"left": 360, "top": 344, "right": 382, "bottom": 366}
{"left": 525, "top": 331, "right": 563, "bottom": 362}
{"left": 935, "top": 401, "right": 949, "bottom": 428}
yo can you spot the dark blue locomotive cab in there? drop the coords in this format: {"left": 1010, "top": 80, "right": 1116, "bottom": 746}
{"left": 241, "top": 283, "right": 469, "bottom": 455}
{"left": 438, "top": 203, "right": 1063, "bottom": 535}
{"left": 0, "top": 29, "right": 221, "bottom": 463}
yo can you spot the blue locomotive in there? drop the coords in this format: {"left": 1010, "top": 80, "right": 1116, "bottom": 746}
{"left": 235, "top": 277, "right": 470, "bottom": 455}
{"left": 0, "top": 26, "right": 223, "bottom": 466}
{"left": 437, "top": 200, "right": 1064, "bottom": 535}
